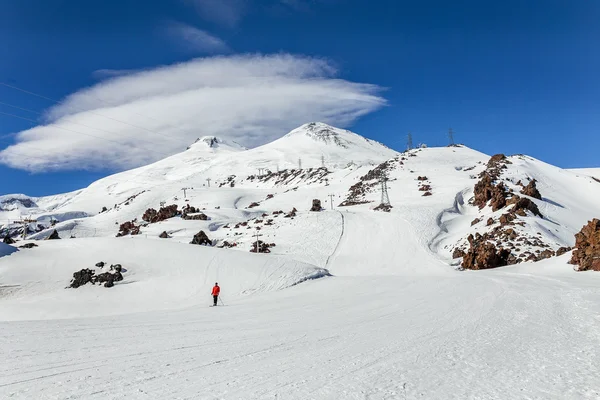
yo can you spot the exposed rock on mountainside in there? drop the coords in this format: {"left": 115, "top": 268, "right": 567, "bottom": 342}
{"left": 340, "top": 158, "right": 399, "bottom": 206}
{"left": 250, "top": 240, "right": 275, "bottom": 253}
{"left": 46, "top": 230, "right": 61, "bottom": 240}
{"left": 570, "top": 219, "right": 600, "bottom": 271}
{"left": 520, "top": 179, "right": 542, "bottom": 200}
{"left": 473, "top": 154, "right": 511, "bottom": 210}
{"left": 142, "top": 205, "right": 179, "bottom": 223}
{"left": 374, "top": 203, "right": 392, "bottom": 212}
{"left": 310, "top": 199, "right": 322, "bottom": 212}
{"left": 190, "top": 231, "right": 212, "bottom": 246}
{"left": 3, "top": 235, "right": 15, "bottom": 245}
{"left": 117, "top": 221, "right": 141, "bottom": 237}
{"left": 462, "top": 233, "right": 511, "bottom": 270}
{"left": 19, "top": 243, "right": 38, "bottom": 249}
{"left": 510, "top": 197, "right": 543, "bottom": 218}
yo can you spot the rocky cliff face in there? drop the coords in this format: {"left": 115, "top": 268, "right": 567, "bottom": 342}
{"left": 570, "top": 219, "right": 600, "bottom": 271}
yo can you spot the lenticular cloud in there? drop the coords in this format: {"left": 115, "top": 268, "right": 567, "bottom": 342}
{"left": 0, "top": 54, "right": 385, "bottom": 172}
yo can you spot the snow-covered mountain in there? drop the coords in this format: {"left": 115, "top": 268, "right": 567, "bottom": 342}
{"left": 2, "top": 123, "right": 600, "bottom": 399}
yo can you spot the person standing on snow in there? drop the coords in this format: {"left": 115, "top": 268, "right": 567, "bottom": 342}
{"left": 211, "top": 282, "right": 220, "bottom": 306}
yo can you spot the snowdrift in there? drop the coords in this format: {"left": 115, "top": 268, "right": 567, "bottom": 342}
{"left": 0, "top": 238, "right": 329, "bottom": 321}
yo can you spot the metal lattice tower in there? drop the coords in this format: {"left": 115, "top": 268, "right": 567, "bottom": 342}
{"left": 448, "top": 128, "right": 455, "bottom": 146}
{"left": 380, "top": 176, "right": 390, "bottom": 206}
{"left": 407, "top": 132, "right": 413, "bottom": 151}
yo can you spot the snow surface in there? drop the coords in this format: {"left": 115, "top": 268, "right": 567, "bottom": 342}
{"left": 1, "top": 124, "right": 600, "bottom": 399}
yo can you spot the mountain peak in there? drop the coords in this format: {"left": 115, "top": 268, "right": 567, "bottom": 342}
{"left": 186, "top": 136, "right": 246, "bottom": 152}
{"left": 285, "top": 122, "right": 361, "bottom": 148}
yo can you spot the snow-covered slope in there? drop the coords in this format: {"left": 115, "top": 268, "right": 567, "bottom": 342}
{"left": 0, "top": 237, "right": 327, "bottom": 320}
{"left": 569, "top": 167, "right": 600, "bottom": 180}
{"left": 2, "top": 126, "right": 600, "bottom": 399}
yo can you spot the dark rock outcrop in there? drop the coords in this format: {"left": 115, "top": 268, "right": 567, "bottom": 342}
{"left": 374, "top": 203, "right": 392, "bottom": 212}
{"left": 46, "top": 230, "right": 61, "bottom": 240}
{"left": 182, "top": 213, "right": 208, "bottom": 221}
{"left": 70, "top": 269, "right": 96, "bottom": 288}
{"left": 452, "top": 247, "right": 466, "bottom": 259}
{"left": 520, "top": 179, "right": 542, "bottom": 200}
{"left": 19, "top": 243, "right": 38, "bottom": 249}
{"left": 117, "top": 221, "right": 140, "bottom": 237}
{"left": 142, "top": 204, "right": 179, "bottom": 223}
{"left": 190, "top": 230, "right": 212, "bottom": 246}
{"left": 250, "top": 240, "right": 273, "bottom": 253}
{"left": 570, "top": 219, "right": 600, "bottom": 271}
{"left": 159, "top": 231, "right": 170, "bottom": 238}
{"left": 462, "top": 233, "right": 511, "bottom": 270}
{"left": 310, "top": 199, "right": 322, "bottom": 212}
{"left": 510, "top": 197, "right": 542, "bottom": 218}
{"left": 556, "top": 246, "right": 572, "bottom": 257}
{"left": 3, "top": 235, "right": 15, "bottom": 245}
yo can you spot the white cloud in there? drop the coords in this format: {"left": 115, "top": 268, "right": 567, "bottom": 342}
{"left": 185, "top": 0, "right": 246, "bottom": 27}
{"left": 166, "top": 22, "right": 230, "bottom": 53}
{"left": 0, "top": 54, "right": 385, "bottom": 172}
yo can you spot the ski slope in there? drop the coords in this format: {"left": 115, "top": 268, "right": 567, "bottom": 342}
{"left": 2, "top": 255, "right": 599, "bottom": 399}
{"left": 2, "top": 123, "right": 600, "bottom": 399}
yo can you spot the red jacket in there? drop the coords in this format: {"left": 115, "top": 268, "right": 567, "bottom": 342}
{"left": 212, "top": 285, "right": 220, "bottom": 296}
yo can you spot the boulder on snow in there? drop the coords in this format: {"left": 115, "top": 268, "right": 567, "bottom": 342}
{"left": 190, "top": 230, "right": 212, "bottom": 246}
{"left": 510, "top": 197, "right": 543, "bottom": 218}
{"left": 556, "top": 246, "right": 572, "bottom": 257}
{"left": 520, "top": 179, "right": 542, "bottom": 200}
{"left": 159, "top": 231, "right": 170, "bottom": 239}
{"left": 116, "top": 221, "right": 140, "bottom": 237}
{"left": 374, "top": 203, "right": 392, "bottom": 212}
{"left": 46, "top": 229, "right": 61, "bottom": 240}
{"left": 570, "top": 219, "right": 600, "bottom": 271}
{"left": 310, "top": 199, "right": 322, "bottom": 212}
{"left": 70, "top": 269, "right": 96, "bottom": 288}
{"left": 19, "top": 243, "right": 38, "bottom": 249}
{"left": 250, "top": 240, "right": 272, "bottom": 253}
{"left": 142, "top": 204, "right": 179, "bottom": 223}
{"left": 3, "top": 235, "right": 15, "bottom": 245}
{"left": 462, "top": 233, "right": 511, "bottom": 270}
{"left": 182, "top": 213, "right": 208, "bottom": 221}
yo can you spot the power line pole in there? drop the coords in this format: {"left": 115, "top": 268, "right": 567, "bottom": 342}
{"left": 298, "top": 158, "right": 302, "bottom": 170}
{"left": 321, "top": 155, "right": 325, "bottom": 169}
{"left": 254, "top": 228, "right": 263, "bottom": 253}
{"left": 13, "top": 218, "right": 37, "bottom": 240}
{"left": 448, "top": 128, "right": 455, "bottom": 146}
{"left": 181, "top": 187, "right": 192, "bottom": 199}
{"left": 206, "top": 178, "right": 211, "bottom": 187}
{"left": 380, "top": 176, "right": 390, "bottom": 206}
{"left": 407, "top": 131, "right": 413, "bottom": 151}
{"left": 328, "top": 194, "right": 335, "bottom": 210}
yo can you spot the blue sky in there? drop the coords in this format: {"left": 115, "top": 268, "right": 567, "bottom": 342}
{"left": 1, "top": 0, "right": 599, "bottom": 196}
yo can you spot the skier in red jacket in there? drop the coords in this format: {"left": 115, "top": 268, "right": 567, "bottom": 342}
{"left": 211, "top": 283, "right": 220, "bottom": 306}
